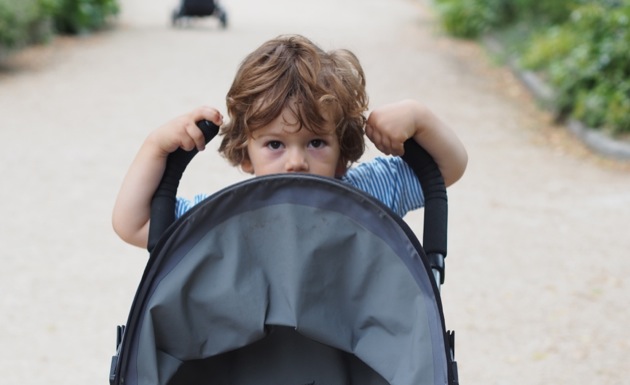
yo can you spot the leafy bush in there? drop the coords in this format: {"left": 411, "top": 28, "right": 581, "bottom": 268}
{"left": 54, "top": 0, "right": 119, "bottom": 35}
{"left": 433, "top": 0, "right": 498, "bottom": 38}
{"left": 0, "top": 0, "right": 119, "bottom": 52}
{"left": 522, "top": 2, "right": 630, "bottom": 134}
{"left": 433, "top": 0, "right": 630, "bottom": 134}
{"left": 0, "top": 0, "right": 55, "bottom": 48}
{"left": 497, "top": 0, "right": 578, "bottom": 24}
{"left": 433, "top": 0, "right": 579, "bottom": 38}
{"left": 520, "top": 27, "right": 578, "bottom": 68}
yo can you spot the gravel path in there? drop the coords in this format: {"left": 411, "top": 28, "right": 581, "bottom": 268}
{"left": 1, "top": 0, "right": 629, "bottom": 384}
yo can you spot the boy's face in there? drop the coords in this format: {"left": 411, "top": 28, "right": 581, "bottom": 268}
{"left": 241, "top": 107, "right": 344, "bottom": 178}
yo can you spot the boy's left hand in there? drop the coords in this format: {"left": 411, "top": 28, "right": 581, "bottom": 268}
{"left": 365, "top": 100, "right": 418, "bottom": 156}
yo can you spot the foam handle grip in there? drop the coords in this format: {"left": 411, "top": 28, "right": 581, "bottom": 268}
{"left": 147, "top": 120, "right": 220, "bottom": 252}
{"left": 401, "top": 139, "right": 448, "bottom": 259}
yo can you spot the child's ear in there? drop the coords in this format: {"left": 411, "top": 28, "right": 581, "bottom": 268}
{"left": 335, "top": 159, "right": 347, "bottom": 178}
{"left": 241, "top": 158, "right": 254, "bottom": 174}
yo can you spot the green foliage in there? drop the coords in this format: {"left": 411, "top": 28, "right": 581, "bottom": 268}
{"left": 54, "top": 0, "right": 119, "bottom": 34}
{"left": 520, "top": 27, "right": 578, "bottom": 69}
{"left": 522, "top": 2, "right": 630, "bottom": 134}
{"left": 433, "top": 0, "right": 580, "bottom": 38}
{"left": 433, "top": 0, "right": 630, "bottom": 134}
{"left": 498, "top": 0, "right": 578, "bottom": 24}
{"left": 0, "top": 0, "right": 118, "bottom": 52}
{"left": 433, "top": 0, "right": 499, "bottom": 38}
{"left": 0, "top": 0, "right": 54, "bottom": 48}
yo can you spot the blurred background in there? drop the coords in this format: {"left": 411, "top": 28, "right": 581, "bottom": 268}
{"left": 1, "top": 0, "right": 629, "bottom": 384}
{"left": 3, "top": 0, "right": 629, "bottom": 138}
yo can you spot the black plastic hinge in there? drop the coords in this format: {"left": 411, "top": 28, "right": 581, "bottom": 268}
{"left": 109, "top": 325, "right": 125, "bottom": 385}
{"left": 428, "top": 252, "right": 446, "bottom": 284}
{"left": 448, "top": 330, "right": 459, "bottom": 385}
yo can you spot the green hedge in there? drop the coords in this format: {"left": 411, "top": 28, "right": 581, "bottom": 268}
{"left": 0, "top": 0, "right": 52, "bottom": 48}
{"left": 0, "top": 0, "right": 119, "bottom": 50}
{"left": 522, "top": 2, "right": 630, "bottom": 134}
{"left": 432, "top": 0, "right": 580, "bottom": 39}
{"left": 433, "top": 0, "right": 630, "bottom": 135}
{"left": 54, "top": 0, "right": 119, "bottom": 34}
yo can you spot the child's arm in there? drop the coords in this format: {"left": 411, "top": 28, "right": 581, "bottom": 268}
{"left": 112, "top": 107, "right": 223, "bottom": 248}
{"left": 366, "top": 99, "right": 467, "bottom": 187}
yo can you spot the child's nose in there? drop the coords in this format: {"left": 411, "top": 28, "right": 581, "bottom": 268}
{"left": 285, "top": 149, "right": 308, "bottom": 173}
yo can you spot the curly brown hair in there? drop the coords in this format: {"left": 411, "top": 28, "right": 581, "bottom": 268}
{"left": 218, "top": 34, "right": 368, "bottom": 173}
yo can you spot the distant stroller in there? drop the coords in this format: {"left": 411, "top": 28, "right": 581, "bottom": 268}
{"left": 172, "top": 0, "right": 228, "bottom": 28}
{"left": 109, "top": 121, "right": 459, "bottom": 385}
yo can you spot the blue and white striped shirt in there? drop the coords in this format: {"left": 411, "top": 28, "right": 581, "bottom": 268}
{"left": 175, "top": 156, "right": 424, "bottom": 219}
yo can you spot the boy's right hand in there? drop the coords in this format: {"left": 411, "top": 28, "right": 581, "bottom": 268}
{"left": 112, "top": 106, "right": 224, "bottom": 248}
{"left": 148, "top": 106, "right": 224, "bottom": 155}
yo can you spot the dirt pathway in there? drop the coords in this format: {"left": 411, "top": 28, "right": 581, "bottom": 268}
{"left": 1, "top": 0, "right": 628, "bottom": 384}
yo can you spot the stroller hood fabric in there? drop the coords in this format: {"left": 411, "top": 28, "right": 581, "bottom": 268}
{"left": 114, "top": 175, "right": 450, "bottom": 385}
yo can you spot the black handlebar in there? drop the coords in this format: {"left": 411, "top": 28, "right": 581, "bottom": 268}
{"left": 401, "top": 139, "right": 448, "bottom": 283}
{"left": 147, "top": 120, "right": 220, "bottom": 252}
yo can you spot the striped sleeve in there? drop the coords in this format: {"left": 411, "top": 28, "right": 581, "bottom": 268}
{"left": 175, "top": 194, "right": 209, "bottom": 219}
{"left": 342, "top": 156, "right": 424, "bottom": 217}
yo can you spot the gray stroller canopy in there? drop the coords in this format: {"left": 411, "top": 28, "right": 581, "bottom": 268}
{"left": 114, "top": 174, "right": 450, "bottom": 385}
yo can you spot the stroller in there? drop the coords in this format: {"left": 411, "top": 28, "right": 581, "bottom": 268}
{"left": 171, "top": 0, "right": 228, "bottom": 28}
{"left": 109, "top": 121, "right": 459, "bottom": 385}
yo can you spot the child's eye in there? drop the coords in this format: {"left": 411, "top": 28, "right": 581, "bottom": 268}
{"left": 266, "top": 141, "right": 283, "bottom": 150}
{"left": 309, "top": 139, "right": 326, "bottom": 148}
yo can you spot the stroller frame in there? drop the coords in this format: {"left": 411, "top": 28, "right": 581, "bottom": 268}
{"left": 109, "top": 120, "right": 459, "bottom": 385}
{"left": 171, "top": 0, "right": 228, "bottom": 28}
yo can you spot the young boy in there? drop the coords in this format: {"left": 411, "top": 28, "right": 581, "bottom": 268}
{"left": 112, "top": 34, "right": 468, "bottom": 248}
